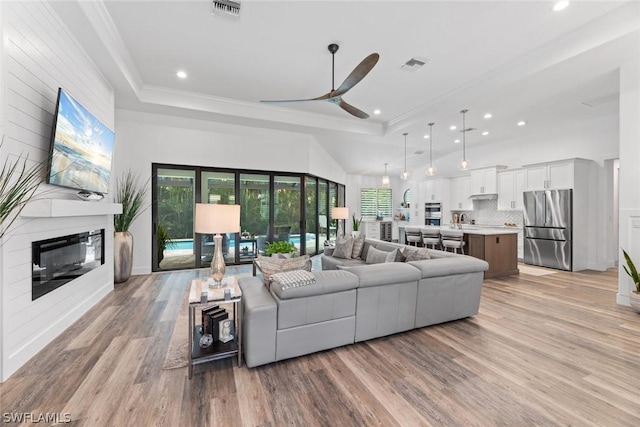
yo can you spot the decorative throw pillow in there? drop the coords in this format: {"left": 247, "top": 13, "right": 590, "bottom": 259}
{"left": 333, "top": 236, "right": 354, "bottom": 259}
{"left": 403, "top": 247, "right": 431, "bottom": 262}
{"left": 366, "top": 246, "right": 393, "bottom": 264}
{"left": 351, "top": 235, "right": 365, "bottom": 259}
{"left": 257, "top": 254, "right": 312, "bottom": 288}
{"left": 385, "top": 248, "right": 401, "bottom": 263}
{"left": 272, "top": 270, "right": 316, "bottom": 290}
{"left": 361, "top": 241, "right": 373, "bottom": 261}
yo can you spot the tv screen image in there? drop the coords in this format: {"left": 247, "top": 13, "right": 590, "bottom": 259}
{"left": 48, "top": 88, "right": 115, "bottom": 195}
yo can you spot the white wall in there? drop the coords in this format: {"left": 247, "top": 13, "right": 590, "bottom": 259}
{"left": 617, "top": 57, "right": 640, "bottom": 305}
{"left": 113, "top": 109, "right": 346, "bottom": 275}
{"left": 0, "top": 2, "right": 115, "bottom": 381}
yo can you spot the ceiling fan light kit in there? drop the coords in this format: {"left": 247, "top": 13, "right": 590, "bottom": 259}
{"left": 260, "top": 43, "right": 379, "bottom": 119}
{"left": 401, "top": 132, "right": 410, "bottom": 181}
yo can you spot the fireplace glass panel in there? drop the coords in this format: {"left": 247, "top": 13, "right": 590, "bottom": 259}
{"left": 32, "top": 229, "right": 105, "bottom": 300}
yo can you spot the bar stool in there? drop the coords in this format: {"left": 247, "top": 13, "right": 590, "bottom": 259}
{"left": 440, "top": 229, "right": 465, "bottom": 254}
{"left": 420, "top": 226, "right": 441, "bottom": 250}
{"left": 405, "top": 227, "right": 422, "bottom": 246}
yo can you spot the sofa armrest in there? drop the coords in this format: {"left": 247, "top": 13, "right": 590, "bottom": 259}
{"left": 238, "top": 276, "right": 277, "bottom": 367}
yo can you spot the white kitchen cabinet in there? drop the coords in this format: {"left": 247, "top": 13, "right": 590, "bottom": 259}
{"left": 450, "top": 176, "right": 473, "bottom": 211}
{"left": 524, "top": 161, "right": 574, "bottom": 191}
{"left": 469, "top": 166, "right": 505, "bottom": 195}
{"left": 497, "top": 169, "right": 526, "bottom": 210}
{"left": 362, "top": 220, "right": 380, "bottom": 240}
{"left": 422, "top": 178, "right": 446, "bottom": 202}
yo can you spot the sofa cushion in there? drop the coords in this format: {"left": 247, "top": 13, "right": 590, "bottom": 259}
{"left": 351, "top": 235, "right": 365, "bottom": 259}
{"left": 271, "top": 270, "right": 359, "bottom": 300}
{"left": 403, "top": 247, "right": 431, "bottom": 262}
{"left": 257, "top": 254, "right": 312, "bottom": 287}
{"left": 272, "top": 270, "right": 316, "bottom": 290}
{"left": 333, "top": 237, "right": 354, "bottom": 259}
{"left": 345, "top": 262, "right": 422, "bottom": 288}
{"left": 408, "top": 256, "right": 489, "bottom": 278}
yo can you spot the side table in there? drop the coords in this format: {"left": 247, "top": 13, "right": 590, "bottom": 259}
{"left": 187, "top": 276, "right": 242, "bottom": 379}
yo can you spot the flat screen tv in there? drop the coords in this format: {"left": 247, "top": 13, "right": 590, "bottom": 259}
{"left": 47, "top": 88, "right": 115, "bottom": 195}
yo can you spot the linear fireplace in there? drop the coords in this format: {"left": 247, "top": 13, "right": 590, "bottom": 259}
{"left": 32, "top": 229, "right": 105, "bottom": 300}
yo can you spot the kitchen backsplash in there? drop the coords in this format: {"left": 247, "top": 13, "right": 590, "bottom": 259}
{"left": 451, "top": 199, "right": 523, "bottom": 226}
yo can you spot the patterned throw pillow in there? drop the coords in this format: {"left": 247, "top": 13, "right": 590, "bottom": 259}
{"left": 351, "top": 235, "right": 366, "bottom": 259}
{"left": 272, "top": 270, "right": 316, "bottom": 290}
{"left": 257, "top": 254, "right": 312, "bottom": 288}
{"left": 403, "top": 247, "right": 431, "bottom": 262}
{"left": 332, "top": 237, "right": 354, "bottom": 259}
{"left": 366, "top": 246, "right": 393, "bottom": 264}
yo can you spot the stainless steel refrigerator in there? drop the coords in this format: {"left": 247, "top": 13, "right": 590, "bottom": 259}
{"left": 523, "top": 189, "right": 572, "bottom": 271}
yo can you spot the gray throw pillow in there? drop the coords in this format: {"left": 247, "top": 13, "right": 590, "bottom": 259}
{"left": 361, "top": 241, "right": 373, "bottom": 261}
{"left": 333, "top": 237, "right": 354, "bottom": 259}
{"left": 403, "top": 247, "right": 431, "bottom": 262}
{"left": 351, "top": 235, "right": 365, "bottom": 259}
{"left": 366, "top": 246, "right": 394, "bottom": 264}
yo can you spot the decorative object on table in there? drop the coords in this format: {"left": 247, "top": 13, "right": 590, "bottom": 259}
{"left": 260, "top": 43, "right": 379, "bottom": 119}
{"left": 332, "top": 206, "right": 349, "bottom": 239}
{"left": 400, "top": 132, "right": 410, "bottom": 180}
{"left": 351, "top": 214, "right": 362, "bottom": 237}
{"left": 218, "top": 318, "right": 235, "bottom": 343}
{"left": 426, "top": 122, "right": 437, "bottom": 176}
{"left": 113, "top": 169, "right": 149, "bottom": 283}
{"left": 194, "top": 203, "right": 241, "bottom": 287}
{"left": 210, "top": 310, "right": 229, "bottom": 342}
{"left": 241, "top": 230, "right": 251, "bottom": 238}
{"left": 201, "top": 305, "right": 221, "bottom": 334}
{"left": 0, "top": 137, "right": 46, "bottom": 241}
{"left": 156, "top": 223, "right": 173, "bottom": 264}
{"left": 622, "top": 248, "right": 640, "bottom": 312}
{"left": 458, "top": 109, "right": 471, "bottom": 171}
{"left": 199, "top": 333, "right": 213, "bottom": 348}
{"left": 381, "top": 162, "right": 390, "bottom": 187}
{"left": 265, "top": 240, "right": 297, "bottom": 256}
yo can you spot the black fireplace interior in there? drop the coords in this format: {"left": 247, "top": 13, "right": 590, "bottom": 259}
{"left": 32, "top": 229, "right": 105, "bottom": 300}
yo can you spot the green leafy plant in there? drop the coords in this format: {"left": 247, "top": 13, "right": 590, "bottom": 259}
{"left": 622, "top": 248, "right": 640, "bottom": 293}
{"left": 0, "top": 142, "right": 46, "bottom": 240}
{"left": 157, "top": 224, "right": 173, "bottom": 263}
{"left": 265, "top": 240, "right": 296, "bottom": 256}
{"left": 114, "top": 170, "right": 149, "bottom": 232}
{"left": 352, "top": 214, "right": 362, "bottom": 232}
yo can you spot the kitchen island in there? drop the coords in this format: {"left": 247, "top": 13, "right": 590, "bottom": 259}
{"left": 459, "top": 227, "right": 519, "bottom": 279}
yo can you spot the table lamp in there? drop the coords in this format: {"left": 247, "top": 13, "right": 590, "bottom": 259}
{"left": 332, "top": 207, "right": 349, "bottom": 239}
{"left": 195, "top": 203, "right": 240, "bottom": 287}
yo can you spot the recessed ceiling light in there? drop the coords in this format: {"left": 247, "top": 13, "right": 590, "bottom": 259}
{"left": 176, "top": 70, "right": 187, "bottom": 79}
{"left": 553, "top": 1, "right": 570, "bottom": 12}
{"left": 483, "top": 113, "right": 492, "bottom": 119}
{"left": 450, "top": 125, "right": 457, "bottom": 131}
{"left": 423, "top": 134, "right": 430, "bottom": 139}
{"left": 517, "top": 121, "right": 526, "bottom": 126}
{"left": 373, "top": 109, "right": 381, "bottom": 115}
{"left": 454, "top": 139, "right": 461, "bottom": 143}
{"left": 482, "top": 131, "right": 489, "bottom": 136}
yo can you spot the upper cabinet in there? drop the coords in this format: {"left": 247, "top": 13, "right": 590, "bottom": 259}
{"left": 469, "top": 166, "right": 505, "bottom": 195}
{"left": 450, "top": 176, "right": 473, "bottom": 210}
{"left": 524, "top": 161, "right": 573, "bottom": 191}
{"left": 497, "top": 169, "right": 526, "bottom": 210}
{"left": 422, "top": 178, "right": 446, "bottom": 202}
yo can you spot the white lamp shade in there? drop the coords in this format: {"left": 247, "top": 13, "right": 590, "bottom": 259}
{"left": 331, "top": 207, "right": 349, "bottom": 220}
{"left": 194, "top": 203, "right": 241, "bottom": 234}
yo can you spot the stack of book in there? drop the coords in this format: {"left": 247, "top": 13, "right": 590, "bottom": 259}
{"left": 201, "top": 305, "right": 234, "bottom": 343}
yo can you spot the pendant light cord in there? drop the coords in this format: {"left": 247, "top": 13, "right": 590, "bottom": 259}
{"left": 403, "top": 132, "right": 408, "bottom": 172}
{"left": 428, "top": 123, "right": 434, "bottom": 166}
{"left": 461, "top": 109, "right": 467, "bottom": 160}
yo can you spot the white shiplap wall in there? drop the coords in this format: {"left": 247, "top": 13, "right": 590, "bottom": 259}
{"left": 0, "top": 1, "right": 115, "bottom": 382}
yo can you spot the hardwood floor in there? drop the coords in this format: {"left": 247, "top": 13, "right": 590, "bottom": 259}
{"left": 1, "top": 264, "right": 639, "bottom": 426}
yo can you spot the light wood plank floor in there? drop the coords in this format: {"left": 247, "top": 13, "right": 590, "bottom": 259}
{"left": 1, "top": 264, "right": 639, "bottom": 426}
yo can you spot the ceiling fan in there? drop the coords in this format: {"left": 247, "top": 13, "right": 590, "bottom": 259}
{"left": 261, "top": 43, "right": 379, "bottom": 119}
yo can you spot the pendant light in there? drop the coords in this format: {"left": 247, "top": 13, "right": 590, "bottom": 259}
{"left": 381, "top": 163, "right": 390, "bottom": 187}
{"left": 425, "top": 122, "right": 436, "bottom": 176}
{"left": 458, "top": 109, "right": 470, "bottom": 171}
{"left": 400, "top": 132, "right": 410, "bottom": 180}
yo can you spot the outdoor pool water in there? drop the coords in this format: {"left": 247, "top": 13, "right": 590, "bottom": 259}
{"left": 167, "top": 234, "right": 312, "bottom": 251}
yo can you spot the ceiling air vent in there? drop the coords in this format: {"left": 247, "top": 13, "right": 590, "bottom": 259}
{"left": 401, "top": 57, "right": 429, "bottom": 72}
{"left": 212, "top": 0, "right": 241, "bottom": 20}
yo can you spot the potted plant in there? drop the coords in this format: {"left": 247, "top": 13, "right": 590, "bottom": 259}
{"left": 352, "top": 214, "right": 362, "bottom": 237}
{"left": 113, "top": 170, "right": 148, "bottom": 283}
{"left": 265, "top": 240, "right": 297, "bottom": 257}
{"left": 622, "top": 248, "right": 640, "bottom": 312}
{"left": 157, "top": 224, "right": 173, "bottom": 265}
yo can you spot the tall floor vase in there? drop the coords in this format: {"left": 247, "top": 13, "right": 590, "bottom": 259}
{"left": 114, "top": 231, "right": 133, "bottom": 284}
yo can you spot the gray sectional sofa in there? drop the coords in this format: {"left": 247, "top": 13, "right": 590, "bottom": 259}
{"left": 238, "top": 238, "right": 489, "bottom": 368}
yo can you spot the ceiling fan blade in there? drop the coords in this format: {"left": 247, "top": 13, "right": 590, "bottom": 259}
{"left": 339, "top": 98, "right": 369, "bottom": 119}
{"left": 334, "top": 53, "right": 380, "bottom": 97}
{"left": 260, "top": 93, "right": 331, "bottom": 104}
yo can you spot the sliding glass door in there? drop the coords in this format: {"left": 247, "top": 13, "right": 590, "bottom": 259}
{"left": 200, "top": 171, "right": 236, "bottom": 268}
{"left": 240, "top": 173, "right": 270, "bottom": 258}
{"left": 274, "top": 175, "right": 301, "bottom": 253}
{"left": 305, "top": 176, "right": 318, "bottom": 255}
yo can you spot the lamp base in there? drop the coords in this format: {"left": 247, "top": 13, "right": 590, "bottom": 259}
{"left": 209, "top": 233, "right": 226, "bottom": 288}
